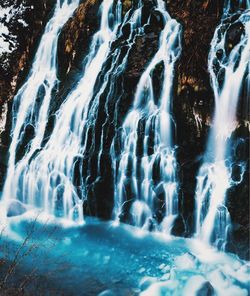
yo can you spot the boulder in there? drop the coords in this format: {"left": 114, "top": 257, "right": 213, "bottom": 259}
{"left": 225, "top": 21, "right": 245, "bottom": 55}
{"left": 196, "top": 281, "right": 216, "bottom": 296}
{"left": 7, "top": 200, "right": 27, "bottom": 217}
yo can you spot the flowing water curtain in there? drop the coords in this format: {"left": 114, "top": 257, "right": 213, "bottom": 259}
{"left": 42, "top": 0, "right": 148, "bottom": 220}
{"left": 70, "top": 1, "right": 176, "bottom": 221}
{"left": 2, "top": 0, "right": 121, "bottom": 219}
{"left": 111, "top": 0, "right": 182, "bottom": 234}
{"left": 3, "top": 0, "right": 80, "bottom": 204}
{"left": 80, "top": 1, "right": 146, "bottom": 177}
{"left": 3, "top": 0, "right": 152, "bottom": 221}
{"left": 194, "top": 3, "right": 250, "bottom": 249}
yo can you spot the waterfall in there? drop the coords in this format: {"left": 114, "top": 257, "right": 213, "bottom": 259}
{"left": 1, "top": 2, "right": 250, "bottom": 294}
{"left": 3, "top": 0, "right": 79, "bottom": 205}
{"left": 2, "top": 0, "right": 119, "bottom": 219}
{"left": 194, "top": 3, "right": 250, "bottom": 249}
{"left": 111, "top": 0, "right": 182, "bottom": 233}
{"left": 3, "top": 0, "right": 152, "bottom": 221}
{"left": 2, "top": 0, "right": 182, "bottom": 228}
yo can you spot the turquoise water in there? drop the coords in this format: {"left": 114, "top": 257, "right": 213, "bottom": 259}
{"left": 0, "top": 202, "right": 249, "bottom": 295}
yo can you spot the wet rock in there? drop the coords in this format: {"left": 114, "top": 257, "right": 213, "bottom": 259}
{"left": 122, "top": 0, "right": 132, "bottom": 15}
{"left": 231, "top": 123, "right": 249, "bottom": 161}
{"left": 171, "top": 215, "right": 186, "bottom": 236}
{"left": 15, "top": 123, "right": 35, "bottom": 162}
{"left": 122, "top": 23, "right": 131, "bottom": 39}
{"left": 227, "top": 1, "right": 249, "bottom": 13}
{"left": 231, "top": 164, "right": 244, "bottom": 183}
{"left": 141, "top": 0, "right": 157, "bottom": 25}
{"left": 151, "top": 61, "right": 164, "bottom": 105}
{"left": 7, "top": 200, "right": 27, "bottom": 217}
{"left": 196, "top": 281, "right": 216, "bottom": 296}
{"left": 125, "top": 33, "right": 159, "bottom": 80}
{"left": 153, "top": 182, "right": 165, "bottom": 199}
{"left": 0, "top": 0, "right": 56, "bottom": 109}
{"left": 227, "top": 183, "right": 249, "bottom": 259}
{"left": 82, "top": 199, "right": 91, "bottom": 217}
{"left": 225, "top": 21, "right": 245, "bottom": 55}
{"left": 149, "top": 11, "right": 165, "bottom": 31}
{"left": 175, "top": 157, "right": 202, "bottom": 236}
{"left": 226, "top": 122, "right": 250, "bottom": 259}
{"left": 57, "top": 0, "right": 100, "bottom": 80}
{"left": 167, "top": 0, "right": 224, "bottom": 89}
{"left": 217, "top": 68, "right": 225, "bottom": 89}
{"left": 169, "top": 4, "right": 223, "bottom": 235}
{"left": 119, "top": 199, "right": 135, "bottom": 223}
{"left": 216, "top": 48, "right": 224, "bottom": 60}
{"left": 88, "top": 175, "right": 114, "bottom": 220}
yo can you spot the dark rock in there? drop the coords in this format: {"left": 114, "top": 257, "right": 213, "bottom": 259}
{"left": 196, "top": 281, "right": 216, "bottom": 296}
{"left": 225, "top": 21, "right": 245, "bottom": 55}
{"left": 121, "top": 23, "right": 131, "bottom": 39}
{"left": 172, "top": 215, "right": 186, "bottom": 236}
{"left": 227, "top": 223, "right": 250, "bottom": 260}
{"left": 15, "top": 123, "right": 35, "bottom": 163}
{"left": 57, "top": 0, "right": 101, "bottom": 80}
{"left": 83, "top": 199, "right": 91, "bottom": 216}
{"left": 0, "top": 0, "right": 56, "bottom": 109}
{"left": 119, "top": 199, "right": 135, "bottom": 224}
{"left": 231, "top": 164, "right": 243, "bottom": 183}
{"left": 88, "top": 175, "right": 114, "bottom": 220}
{"left": 141, "top": 0, "right": 157, "bottom": 25}
{"left": 227, "top": 0, "right": 249, "bottom": 13}
{"left": 149, "top": 10, "right": 165, "bottom": 31}
{"left": 151, "top": 61, "right": 164, "bottom": 105}
{"left": 216, "top": 48, "right": 224, "bottom": 60}
{"left": 7, "top": 200, "right": 27, "bottom": 217}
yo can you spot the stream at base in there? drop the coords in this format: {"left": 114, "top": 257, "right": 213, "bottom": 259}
{"left": 0, "top": 201, "right": 249, "bottom": 296}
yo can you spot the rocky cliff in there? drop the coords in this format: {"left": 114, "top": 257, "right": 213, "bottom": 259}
{"left": 0, "top": 0, "right": 248, "bottom": 259}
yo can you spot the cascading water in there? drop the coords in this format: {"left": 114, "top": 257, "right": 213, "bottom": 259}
{"left": 3, "top": 0, "right": 124, "bottom": 221}
{"left": 194, "top": 2, "right": 250, "bottom": 249}
{"left": 2, "top": 0, "right": 246, "bottom": 246}
{"left": 2, "top": 0, "right": 150, "bottom": 221}
{"left": 2, "top": 0, "right": 79, "bottom": 208}
{"left": 112, "top": 0, "right": 182, "bottom": 234}
{"left": 1, "top": 2, "right": 250, "bottom": 295}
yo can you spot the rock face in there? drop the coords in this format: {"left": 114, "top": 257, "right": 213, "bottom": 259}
{"left": 0, "top": 0, "right": 56, "bottom": 187}
{"left": 226, "top": 123, "right": 250, "bottom": 259}
{"left": 57, "top": 0, "right": 101, "bottom": 80}
{"left": 0, "top": 1, "right": 248, "bottom": 259}
{"left": 197, "top": 281, "right": 216, "bottom": 296}
{"left": 80, "top": 2, "right": 163, "bottom": 220}
{"left": 168, "top": 0, "right": 224, "bottom": 237}
{"left": 0, "top": 0, "right": 56, "bottom": 106}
